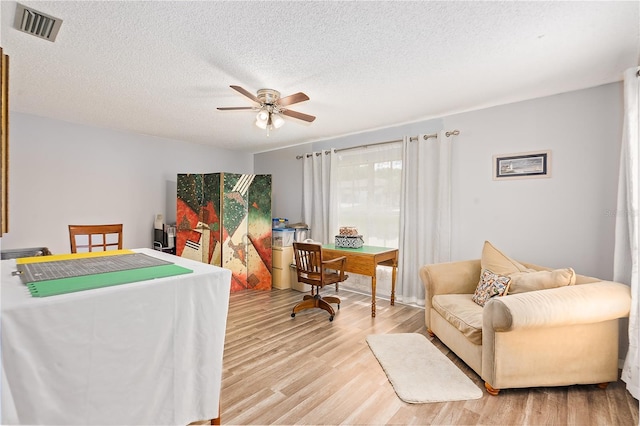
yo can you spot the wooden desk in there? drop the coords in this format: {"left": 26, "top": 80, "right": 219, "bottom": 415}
{"left": 322, "top": 244, "right": 398, "bottom": 317}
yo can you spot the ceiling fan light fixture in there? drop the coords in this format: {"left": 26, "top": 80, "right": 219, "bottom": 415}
{"left": 255, "top": 117, "right": 268, "bottom": 129}
{"left": 256, "top": 108, "right": 269, "bottom": 122}
{"left": 271, "top": 113, "right": 285, "bottom": 129}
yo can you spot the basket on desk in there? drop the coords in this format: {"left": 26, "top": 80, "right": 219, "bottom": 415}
{"left": 335, "top": 235, "right": 364, "bottom": 249}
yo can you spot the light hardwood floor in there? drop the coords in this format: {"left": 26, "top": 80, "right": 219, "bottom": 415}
{"left": 220, "top": 288, "right": 639, "bottom": 425}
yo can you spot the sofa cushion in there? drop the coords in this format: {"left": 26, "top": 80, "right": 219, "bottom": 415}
{"left": 507, "top": 268, "right": 576, "bottom": 294}
{"left": 432, "top": 294, "right": 483, "bottom": 345}
{"left": 472, "top": 269, "right": 511, "bottom": 306}
{"left": 480, "top": 241, "right": 532, "bottom": 276}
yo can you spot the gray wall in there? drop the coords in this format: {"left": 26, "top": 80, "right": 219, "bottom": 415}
{"left": 1, "top": 112, "right": 253, "bottom": 254}
{"left": 255, "top": 82, "right": 623, "bottom": 280}
{"left": 444, "top": 84, "right": 622, "bottom": 277}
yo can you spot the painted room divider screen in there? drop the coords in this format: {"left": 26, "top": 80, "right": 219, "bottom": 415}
{"left": 176, "top": 172, "right": 272, "bottom": 292}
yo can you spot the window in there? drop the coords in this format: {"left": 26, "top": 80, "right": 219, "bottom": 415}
{"left": 334, "top": 143, "right": 402, "bottom": 248}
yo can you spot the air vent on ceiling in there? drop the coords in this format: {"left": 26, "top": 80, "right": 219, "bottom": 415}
{"left": 14, "top": 3, "right": 63, "bottom": 42}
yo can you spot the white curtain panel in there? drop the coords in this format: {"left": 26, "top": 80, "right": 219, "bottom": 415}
{"left": 398, "top": 131, "right": 452, "bottom": 306}
{"left": 614, "top": 66, "right": 639, "bottom": 400}
{"left": 302, "top": 149, "right": 337, "bottom": 244}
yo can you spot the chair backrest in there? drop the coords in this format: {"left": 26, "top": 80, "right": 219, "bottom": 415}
{"left": 293, "top": 242, "right": 325, "bottom": 286}
{"left": 68, "top": 224, "right": 123, "bottom": 253}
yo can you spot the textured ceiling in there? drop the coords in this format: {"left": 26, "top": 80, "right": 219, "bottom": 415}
{"left": 1, "top": 1, "right": 638, "bottom": 153}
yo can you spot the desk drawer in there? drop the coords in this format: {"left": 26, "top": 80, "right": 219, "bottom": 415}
{"left": 323, "top": 251, "right": 376, "bottom": 275}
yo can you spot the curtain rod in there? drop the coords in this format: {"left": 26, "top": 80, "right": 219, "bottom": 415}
{"left": 295, "top": 129, "right": 460, "bottom": 159}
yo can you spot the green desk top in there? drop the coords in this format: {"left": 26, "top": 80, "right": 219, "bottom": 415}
{"left": 322, "top": 244, "right": 397, "bottom": 254}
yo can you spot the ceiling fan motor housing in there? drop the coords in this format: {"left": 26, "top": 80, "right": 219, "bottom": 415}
{"left": 257, "top": 89, "right": 281, "bottom": 105}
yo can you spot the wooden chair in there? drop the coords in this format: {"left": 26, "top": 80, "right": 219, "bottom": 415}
{"left": 291, "top": 242, "right": 348, "bottom": 322}
{"left": 68, "top": 224, "right": 123, "bottom": 253}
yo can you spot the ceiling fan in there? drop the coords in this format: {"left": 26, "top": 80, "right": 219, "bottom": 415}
{"left": 217, "top": 85, "right": 316, "bottom": 134}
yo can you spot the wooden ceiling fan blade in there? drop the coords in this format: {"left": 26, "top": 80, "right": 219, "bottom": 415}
{"left": 217, "top": 106, "right": 254, "bottom": 110}
{"left": 278, "top": 92, "right": 309, "bottom": 107}
{"left": 230, "top": 85, "right": 260, "bottom": 103}
{"left": 282, "top": 109, "right": 316, "bottom": 122}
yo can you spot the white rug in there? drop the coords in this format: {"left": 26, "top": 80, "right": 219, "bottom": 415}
{"left": 366, "top": 333, "right": 483, "bottom": 403}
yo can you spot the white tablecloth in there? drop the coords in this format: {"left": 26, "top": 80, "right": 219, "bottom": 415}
{"left": 1, "top": 248, "right": 231, "bottom": 425}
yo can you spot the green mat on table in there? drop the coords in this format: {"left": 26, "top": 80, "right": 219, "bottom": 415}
{"left": 27, "top": 264, "right": 192, "bottom": 297}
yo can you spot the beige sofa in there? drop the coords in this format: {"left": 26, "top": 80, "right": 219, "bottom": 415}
{"left": 419, "top": 243, "right": 631, "bottom": 396}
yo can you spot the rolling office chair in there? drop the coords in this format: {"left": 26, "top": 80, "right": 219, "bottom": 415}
{"left": 291, "top": 241, "right": 348, "bottom": 321}
{"left": 68, "top": 224, "right": 123, "bottom": 253}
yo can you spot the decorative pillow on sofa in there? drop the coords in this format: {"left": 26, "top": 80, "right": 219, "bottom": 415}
{"left": 507, "top": 268, "right": 576, "bottom": 294}
{"left": 472, "top": 269, "right": 511, "bottom": 307}
{"left": 480, "top": 241, "right": 532, "bottom": 276}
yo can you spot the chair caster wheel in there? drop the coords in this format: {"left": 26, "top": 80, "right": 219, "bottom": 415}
{"left": 329, "top": 315, "right": 334, "bottom": 322}
{"left": 291, "top": 313, "right": 295, "bottom": 318}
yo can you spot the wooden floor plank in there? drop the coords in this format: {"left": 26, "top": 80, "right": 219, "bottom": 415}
{"left": 220, "top": 288, "right": 639, "bottom": 425}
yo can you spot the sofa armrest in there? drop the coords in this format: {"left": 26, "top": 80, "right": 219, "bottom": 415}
{"left": 420, "top": 260, "right": 481, "bottom": 331}
{"left": 419, "top": 259, "right": 481, "bottom": 297}
{"left": 484, "top": 281, "right": 631, "bottom": 332}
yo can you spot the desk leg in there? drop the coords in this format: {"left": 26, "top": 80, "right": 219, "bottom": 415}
{"left": 371, "top": 274, "right": 377, "bottom": 317}
{"left": 390, "top": 263, "right": 397, "bottom": 306}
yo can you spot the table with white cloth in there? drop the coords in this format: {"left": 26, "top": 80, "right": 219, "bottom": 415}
{"left": 1, "top": 248, "right": 231, "bottom": 426}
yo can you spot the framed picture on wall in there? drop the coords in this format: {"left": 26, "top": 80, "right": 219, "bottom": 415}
{"left": 493, "top": 150, "right": 551, "bottom": 180}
